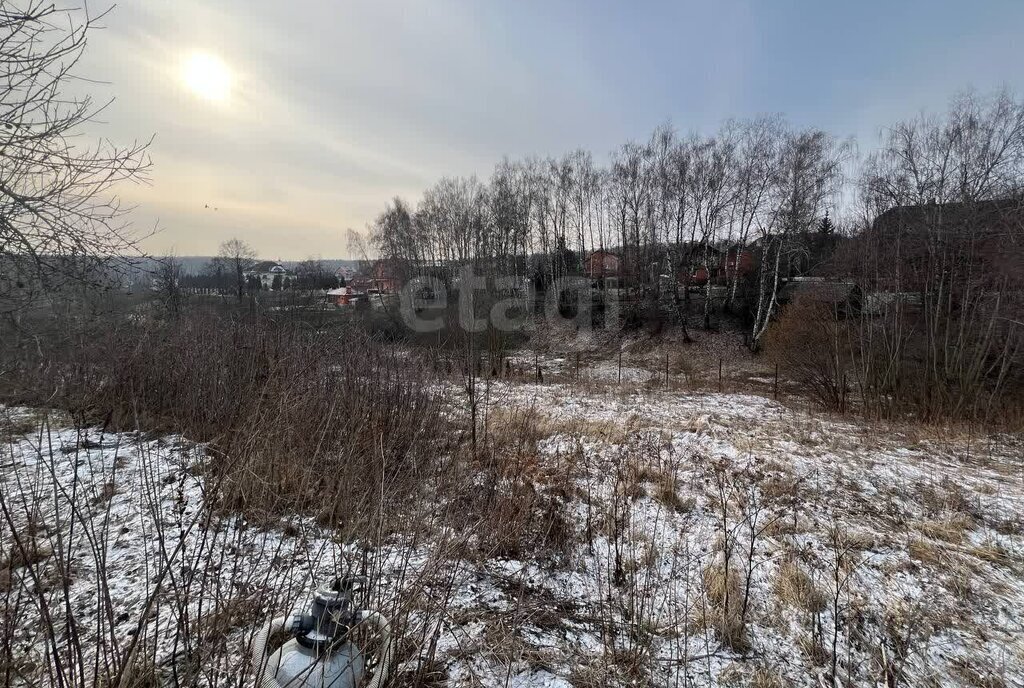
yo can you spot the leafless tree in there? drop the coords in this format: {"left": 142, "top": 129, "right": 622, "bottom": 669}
{"left": 487, "top": 158, "right": 533, "bottom": 275}
{"left": 851, "top": 90, "right": 1024, "bottom": 420}
{"left": 566, "top": 149, "right": 601, "bottom": 271}
{"left": 686, "top": 130, "right": 738, "bottom": 329}
{"left": 609, "top": 141, "right": 654, "bottom": 285}
{"left": 153, "top": 255, "right": 184, "bottom": 317}
{"left": 535, "top": 158, "right": 574, "bottom": 282}
{"left": 0, "top": 1, "right": 151, "bottom": 315}
{"left": 724, "top": 117, "right": 785, "bottom": 310}
{"left": 346, "top": 228, "right": 369, "bottom": 260}
{"left": 373, "top": 197, "right": 418, "bottom": 264}
{"left": 412, "top": 177, "right": 487, "bottom": 267}
{"left": 217, "top": 238, "right": 257, "bottom": 303}
{"left": 648, "top": 123, "right": 679, "bottom": 250}
{"left": 201, "top": 256, "right": 231, "bottom": 293}
{"left": 750, "top": 129, "right": 848, "bottom": 350}
{"left": 295, "top": 256, "right": 337, "bottom": 291}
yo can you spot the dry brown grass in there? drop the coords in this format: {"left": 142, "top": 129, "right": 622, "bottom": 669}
{"left": 944, "top": 563, "right": 975, "bottom": 599}
{"left": 907, "top": 538, "right": 947, "bottom": 566}
{"left": 750, "top": 664, "right": 789, "bottom": 688}
{"left": 843, "top": 529, "right": 881, "bottom": 552}
{"left": 568, "top": 665, "right": 609, "bottom": 688}
{"left": 763, "top": 515, "right": 813, "bottom": 537}
{"left": 761, "top": 471, "right": 802, "bottom": 505}
{"left": 196, "top": 595, "right": 264, "bottom": 645}
{"left": 0, "top": 411, "right": 44, "bottom": 440}
{"left": 2, "top": 313, "right": 448, "bottom": 538}
{"left": 0, "top": 534, "right": 53, "bottom": 593}
{"left": 648, "top": 468, "right": 694, "bottom": 514}
{"left": 484, "top": 404, "right": 654, "bottom": 450}
{"left": 774, "top": 558, "right": 826, "bottom": 614}
{"left": 916, "top": 514, "right": 975, "bottom": 544}
{"left": 968, "top": 539, "right": 1018, "bottom": 568}
{"left": 797, "top": 633, "right": 830, "bottom": 667}
{"left": 0, "top": 537, "right": 52, "bottom": 572}
{"left": 950, "top": 658, "right": 1009, "bottom": 688}
{"left": 465, "top": 405, "right": 581, "bottom": 559}
{"left": 701, "top": 562, "right": 747, "bottom": 651}
{"left": 91, "top": 480, "right": 118, "bottom": 507}
{"left": 614, "top": 452, "right": 658, "bottom": 501}
{"left": 915, "top": 478, "right": 979, "bottom": 519}
{"left": 990, "top": 517, "right": 1023, "bottom": 535}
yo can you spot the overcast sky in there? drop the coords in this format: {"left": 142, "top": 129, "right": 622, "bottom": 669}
{"left": 76, "top": 0, "right": 1024, "bottom": 260}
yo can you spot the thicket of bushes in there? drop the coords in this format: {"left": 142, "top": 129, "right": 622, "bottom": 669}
{"left": 0, "top": 309, "right": 448, "bottom": 531}
{"left": 765, "top": 290, "right": 1024, "bottom": 426}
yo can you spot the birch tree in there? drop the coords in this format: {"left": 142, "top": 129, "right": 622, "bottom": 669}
{"left": 610, "top": 142, "right": 654, "bottom": 286}
{"left": 687, "top": 132, "right": 738, "bottom": 329}
{"left": 724, "top": 117, "right": 785, "bottom": 310}
{"left": 750, "top": 129, "right": 847, "bottom": 350}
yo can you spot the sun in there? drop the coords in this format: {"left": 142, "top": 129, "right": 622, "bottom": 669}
{"left": 181, "top": 51, "right": 232, "bottom": 103}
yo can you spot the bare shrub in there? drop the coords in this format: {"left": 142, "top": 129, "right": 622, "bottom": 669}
{"left": 764, "top": 296, "right": 850, "bottom": 411}
{"left": 453, "top": 404, "right": 579, "bottom": 559}
{"left": 0, "top": 311, "right": 446, "bottom": 535}
{"left": 0, "top": 418, "right": 479, "bottom": 688}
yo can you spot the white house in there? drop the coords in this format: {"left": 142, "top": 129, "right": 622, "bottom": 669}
{"left": 244, "top": 260, "right": 295, "bottom": 289}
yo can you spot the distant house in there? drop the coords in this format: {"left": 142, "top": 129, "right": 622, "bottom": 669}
{"left": 719, "top": 247, "right": 755, "bottom": 279}
{"left": 687, "top": 265, "right": 710, "bottom": 287}
{"left": 871, "top": 198, "right": 1024, "bottom": 287}
{"left": 244, "top": 260, "right": 295, "bottom": 289}
{"left": 674, "top": 243, "right": 725, "bottom": 286}
{"left": 325, "top": 286, "right": 358, "bottom": 306}
{"left": 372, "top": 260, "right": 402, "bottom": 292}
{"left": 350, "top": 259, "right": 402, "bottom": 294}
{"left": 584, "top": 250, "right": 621, "bottom": 280}
{"left": 872, "top": 198, "right": 1023, "bottom": 236}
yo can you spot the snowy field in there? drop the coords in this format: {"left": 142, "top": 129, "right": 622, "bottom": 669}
{"left": 2, "top": 382, "right": 1022, "bottom": 687}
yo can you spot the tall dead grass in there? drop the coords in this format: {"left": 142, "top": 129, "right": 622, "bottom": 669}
{"left": 0, "top": 311, "right": 448, "bottom": 535}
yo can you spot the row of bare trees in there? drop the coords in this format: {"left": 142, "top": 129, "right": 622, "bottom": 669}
{"left": 2, "top": 0, "right": 1020, "bottom": 420}
{"left": 374, "top": 91, "right": 1024, "bottom": 420}
{"left": 371, "top": 117, "right": 850, "bottom": 348}
{"left": 372, "top": 92, "right": 1023, "bottom": 374}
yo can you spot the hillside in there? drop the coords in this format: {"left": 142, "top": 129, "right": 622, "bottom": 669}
{"left": 2, "top": 374, "right": 1021, "bottom": 687}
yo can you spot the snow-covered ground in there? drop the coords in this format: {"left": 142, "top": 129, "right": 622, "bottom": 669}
{"left": 2, "top": 382, "right": 1022, "bottom": 687}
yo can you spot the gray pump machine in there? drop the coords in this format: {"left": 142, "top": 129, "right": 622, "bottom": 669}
{"left": 251, "top": 577, "right": 393, "bottom": 688}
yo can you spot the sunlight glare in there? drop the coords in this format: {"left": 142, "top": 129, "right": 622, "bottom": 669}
{"left": 181, "top": 51, "right": 232, "bottom": 103}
